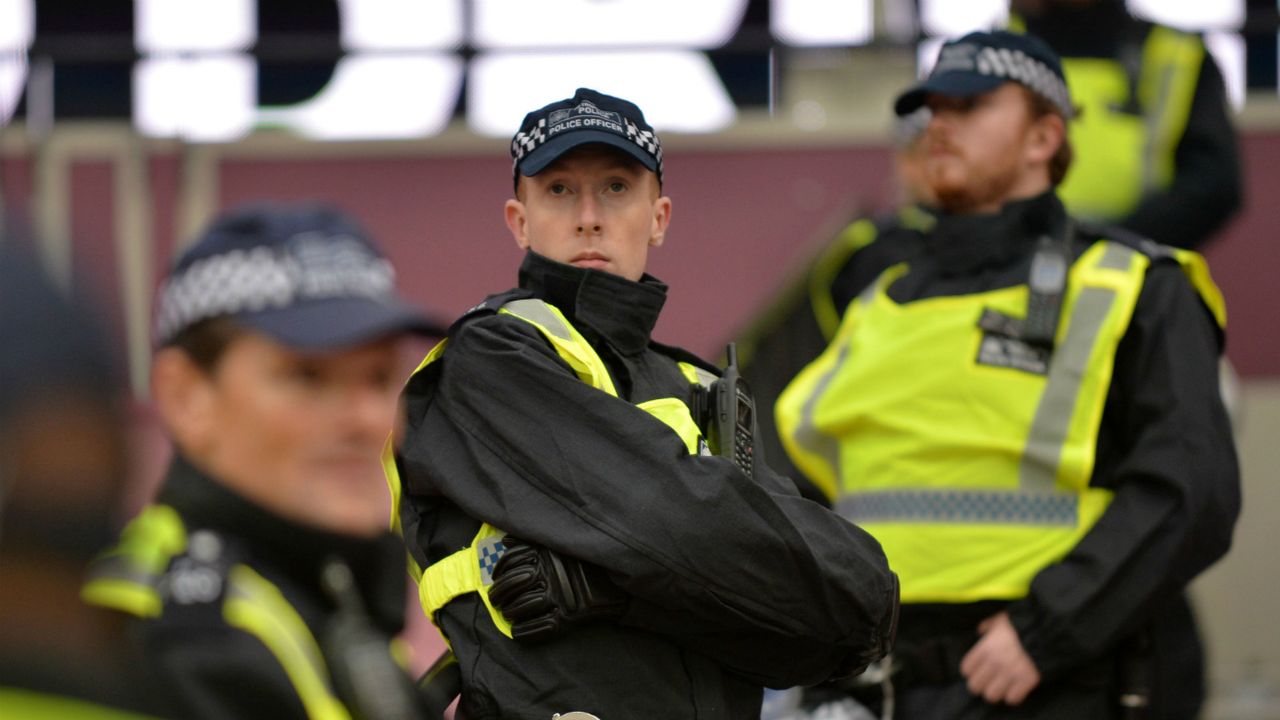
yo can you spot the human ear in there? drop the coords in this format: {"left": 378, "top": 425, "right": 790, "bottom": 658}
{"left": 151, "top": 348, "right": 217, "bottom": 455}
{"left": 505, "top": 199, "right": 530, "bottom": 250}
{"left": 1027, "top": 113, "right": 1065, "bottom": 165}
{"left": 649, "top": 196, "right": 672, "bottom": 247}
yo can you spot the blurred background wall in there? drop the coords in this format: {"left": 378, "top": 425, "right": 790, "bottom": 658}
{"left": 1, "top": 1, "right": 1277, "bottom": 715}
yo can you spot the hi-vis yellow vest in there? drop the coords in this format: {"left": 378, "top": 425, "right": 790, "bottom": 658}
{"left": 776, "top": 241, "right": 1224, "bottom": 604}
{"left": 1053, "top": 26, "right": 1206, "bottom": 221}
{"left": 83, "top": 506, "right": 355, "bottom": 720}
{"left": 382, "top": 297, "right": 715, "bottom": 639}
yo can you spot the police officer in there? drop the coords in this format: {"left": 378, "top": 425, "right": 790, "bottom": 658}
{"left": 1010, "top": 0, "right": 1242, "bottom": 250}
{"left": 84, "top": 204, "right": 445, "bottom": 719}
{"left": 777, "top": 31, "right": 1239, "bottom": 718}
{"left": 386, "top": 87, "right": 899, "bottom": 719}
{"left": 1, "top": 243, "right": 174, "bottom": 718}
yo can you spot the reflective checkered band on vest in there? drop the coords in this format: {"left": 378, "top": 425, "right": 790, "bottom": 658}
{"left": 837, "top": 490, "right": 1078, "bottom": 526}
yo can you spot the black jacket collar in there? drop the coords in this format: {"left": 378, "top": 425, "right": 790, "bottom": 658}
{"left": 518, "top": 249, "right": 667, "bottom": 357}
{"left": 928, "top": 191, "right": 1068, "bottom": 278}
{"left": 157, "top": 453, "right": 406, "bottom": 634}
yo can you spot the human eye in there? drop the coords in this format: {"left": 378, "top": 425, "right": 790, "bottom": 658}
{"left": 607, "top": 181, "right": 627, "bottom": 193}
{"left": 548, "top": 182, "right": 569, "bottom": 195}
{"left": 285, "top": 360, "right": 325, "bottom": 387}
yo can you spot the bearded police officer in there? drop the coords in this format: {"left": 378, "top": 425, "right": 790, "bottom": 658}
{"left": 777, "top": 32, "right": 1238, "bottom": 718}
{"left": 84, "top": 204, "right": 445, "bottom": 720}
{"left": 386, "top": 87, "right": 899, "bottom": 719}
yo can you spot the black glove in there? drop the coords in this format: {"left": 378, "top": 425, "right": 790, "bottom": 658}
{"left": 488, "top": 536, "right": 629, "bottom": 643}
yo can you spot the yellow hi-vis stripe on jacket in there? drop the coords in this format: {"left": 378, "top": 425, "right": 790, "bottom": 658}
{"left": 223, "top": 565, "right": 351, "bottom": 720}
{"left": 776, "top": 241, "right": 1223, "bottom": 604}
{"left": 1055, "top": 26, "right": 1205, "bottom": 221}
{"left": 82, "top": 509, "right": 352, "bottom": 719}
{"left": 381, "top": 297, "right": 715, "bottom": 639}
{"left": 82, "top": 504, "right": 187, "bottom": 617}
{"left": 0, "top": 688, "right": 166, "bottom": 720}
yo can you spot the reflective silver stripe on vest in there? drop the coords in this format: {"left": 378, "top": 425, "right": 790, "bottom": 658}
{"left": 505, "top": 298, "right": 571, "bottom": 340}
{"left": 840, "top": 488, "right": 1080, "bottom": 525}
{"left": 836, "top": 243, "right": 1134, "bottom": 527}
{"left": 793, "top": 338, "right": 854, "bottom": 494}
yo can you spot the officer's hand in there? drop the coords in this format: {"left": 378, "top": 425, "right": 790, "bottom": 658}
{"left": 959, "top": 612, "right": 1041, "bottom": 706}
{"left": 488, "top": 536, "right": 629, "bottom": 643}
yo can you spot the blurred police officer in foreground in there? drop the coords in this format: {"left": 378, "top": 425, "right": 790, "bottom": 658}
{"left": 0, "top": 243, "right": 173, "bottom": 718}
{"left": 777, "top": 31, "right": 1239, "bottom": 718}
{"left": 83, "top": 204, "right": 444, "bottom": 719}
{"left": 385, "top": 87, "right": 899, "bottom": 719}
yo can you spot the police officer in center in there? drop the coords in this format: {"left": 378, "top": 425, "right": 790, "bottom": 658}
{"left": 776, "top": 31, "right": 1239, "bottom": 718}
{"left": 386, "top": 87, "right": 899, "bottom": 719}
{"left": 84, "top": 204, "right": 445, "bottom": 719}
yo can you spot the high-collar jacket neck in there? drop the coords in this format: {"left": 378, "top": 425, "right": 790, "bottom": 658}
{"left": 518, "top": 250, "right": 667, "bottom": 356}
{"left": 927, "top": 192, "right": 1068, "bottom": 278}
{"left": 157, "top": 453, "right": 406, "bottom": 634}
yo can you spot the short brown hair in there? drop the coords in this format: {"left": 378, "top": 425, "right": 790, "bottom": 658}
{"left": 1024, "top": 88, "right": 1074, "bottom": 187}
{"left": 164, "top": 316, "right": 246, "bottom": 374}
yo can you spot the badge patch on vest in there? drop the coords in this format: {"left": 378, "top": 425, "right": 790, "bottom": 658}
{"left": 976, "top": 333, "right": 1051, "bottom": 375}
{"left": 975, "top": 307, "right": 1052, "bottom": 375}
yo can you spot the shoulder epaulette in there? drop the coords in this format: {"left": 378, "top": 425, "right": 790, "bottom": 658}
{"left": 649, "top": 340, "right": 721, "bottom": 375}
{"left": 447, "top": 289, "right": 536, "bottom": 336}
{"left": 1076, "top": 221, "right": 1178, "bottom": 263}
{"left": 158, "top": 528, "right": 237, "bottom": 611}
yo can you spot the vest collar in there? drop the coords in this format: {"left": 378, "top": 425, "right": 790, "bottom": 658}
{"left": 157, "top": 453, "right": 407, "bottom": 634}
{"left": 928, "top": 191, "right": 1066, "bottom": 278}
{"left": 518, "top": 249, "right": 667, "bottom": 356}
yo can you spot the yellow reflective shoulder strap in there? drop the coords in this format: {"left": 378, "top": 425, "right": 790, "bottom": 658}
{"left": 1170, "top": 247, "right": 1227, "bottom": 329}
{"left": 222, "top": 565, "right": 352, "bottom": 720}
{"left": 82, "top": 504, "right": 187, "bottom": 618}
{"left": 501, "top": 298, "right": 616, "bottom": 394}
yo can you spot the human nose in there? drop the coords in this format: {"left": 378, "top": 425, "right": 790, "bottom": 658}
{"left": 342, "top": 383, "right": 398, "bottom": 441}
{"left": 576, "top": 193, "right": 602, "bottom": 235}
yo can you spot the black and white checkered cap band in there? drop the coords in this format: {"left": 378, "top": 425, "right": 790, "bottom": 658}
{"left": 937, "top": 43, "right": 1074, "bottom": 118}
{"left": 510, "top": 117, "right": 663, "bottom": 178}
{"left": 155, "top": 237, "right": 396, "bottom": 344}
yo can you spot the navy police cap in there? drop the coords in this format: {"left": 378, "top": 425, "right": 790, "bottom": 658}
{"left": 511, "top": 88, "right": 663, "bottom": 190}
{"left": 155, "top": 203, "right": 446, "bottom": 350}
{"left": 895, "top": 30, "right": 1074, "bottom": 119}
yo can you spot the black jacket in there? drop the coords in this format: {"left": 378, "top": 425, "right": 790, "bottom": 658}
{"left": 884, "top": 193, "right": 1240, "bottom": 718}
{"left": 395, "top": 250, "right": 897, "bottom": 720}
{"left": 130, "top": 456, "right": 417, "bottom": 720}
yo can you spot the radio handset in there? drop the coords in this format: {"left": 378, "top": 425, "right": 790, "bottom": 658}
{"left": 709, "top": 343, "right": 756, "bottom": 477}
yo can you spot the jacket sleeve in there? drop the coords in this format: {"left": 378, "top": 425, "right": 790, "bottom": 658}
{"left": 1120, "top": 47, "right": 1243, "bottom": 250}
{"left": 398, "top": 313, "right": 897, "bottom": 687}
{"left": 141, "top": 623, "right": 313, "bottom": 720}
{"left": 1008, "top": 262, "right": 1240, "bottom": 678}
